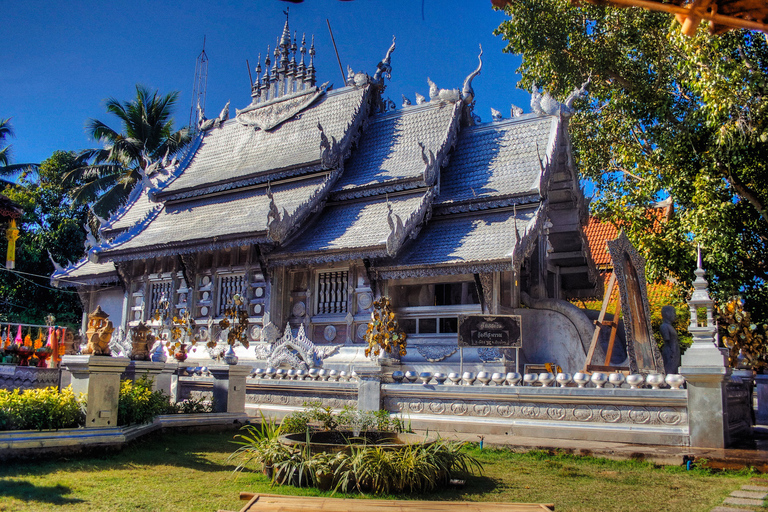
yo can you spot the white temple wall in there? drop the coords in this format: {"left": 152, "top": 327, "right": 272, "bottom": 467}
{"left": 515, "top": 308, "right": 586, "bottom": 373}
{"left": 87, "top": 286, "right": 126, "bottom": 335}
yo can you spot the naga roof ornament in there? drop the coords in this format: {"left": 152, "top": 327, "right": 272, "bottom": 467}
{"left": 426, "top": 77, "right": 460, "bottom": 104}
{"left": 419, "top": 141, "right": 439, "bottom": 187}
{"left": 530, "top": 77, "right": 591, "bottom": 118}
{"left": 372, "top": 36, "right": 396, "bottom": 84}
{"left": 385, "top": 199, "right": 406, "bottom": 257}
{"left": 198, "top": 100, "right": 230, "bottom": 132}
{"left": 318, "top": 122, "right": 341, "bottom": 170}
{"left": 461, "top": 45, "right": 483, "bottom": 104}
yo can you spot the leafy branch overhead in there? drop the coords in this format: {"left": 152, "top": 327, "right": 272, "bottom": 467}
{"left": 495, "top": 0, "right": 768, "bottom": 322}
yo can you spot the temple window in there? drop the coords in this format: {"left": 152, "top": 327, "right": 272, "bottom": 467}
{"left": 216, "top": 272, "right": 247, "bottom": 316}
{"left": 390, "top": 282, "right": 479, "bottom": 307}
{"left": 315, "top": 270, "right": 349, "bottom": 315}
{"left": 148, "top": 279, "right": 173, "bottom": 317}
{"left": 391, "top": 279, "right": 481, "bottom": 337}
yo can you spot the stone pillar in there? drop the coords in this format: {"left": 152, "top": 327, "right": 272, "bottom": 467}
{"left": 678, "top": 250, "right": 731, "bottom": 448}
{"left": 123, "top": 361, "right": 178, "bottom": 398}
{"left": 157, "top": 362, "right": 179, "bottom": 400}
{"left": 209, "top": 365, "right": 251, "bottom": 413}
{"left": 355, "top": 364, "right": 382, "bottom": 412}
{"left": 679, "top": 366, "right": 730, "bottom": 448}
{"left": 755, "top": 374, "right": 768, "bottom": 425}
{"left": 61, "top": 355, "right": 130, "bottom": 428}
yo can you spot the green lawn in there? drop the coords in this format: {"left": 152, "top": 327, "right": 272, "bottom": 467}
{"left": 0, "top": 430, "right": 763, "bottom": 512}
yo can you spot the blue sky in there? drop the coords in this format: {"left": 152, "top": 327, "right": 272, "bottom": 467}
{"left": 3, "top": 0, "right": 532, "bottom": 166}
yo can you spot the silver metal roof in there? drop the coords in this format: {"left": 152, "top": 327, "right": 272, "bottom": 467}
{"left": 51, "top": 257, "right": 118, "bottom": 287}
{"left": 438, "top": 115, "right": 558, "bottom": 206}
{"left": 92, "top": 176, "right": 328, "bottom": 262}
{"left": 333, "top": 102, "right": 461, "bottom": 194}
{"left": 156, "top": 87, "right": 369, "bottom": 200}
{"left": 375, "top": 205, "right": 543, "bottom": 279}
{"left": 271, "top": 191, "right": 429, "bottom": 264}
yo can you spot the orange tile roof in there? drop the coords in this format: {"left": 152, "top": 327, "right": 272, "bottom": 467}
{"left": 584, "top": 204, "right": 672, "bottom": 269}
{"left": 584, "top": 217, "right": 618, "bottom": 267}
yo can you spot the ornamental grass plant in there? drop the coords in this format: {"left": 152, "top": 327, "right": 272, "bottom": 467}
{"left": 229, "top": 406, "right": 483, "bottom": 495}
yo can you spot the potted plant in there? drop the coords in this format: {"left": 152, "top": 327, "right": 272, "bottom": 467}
{"left": 230, "top": 414, "right": 287, "bottom": 479}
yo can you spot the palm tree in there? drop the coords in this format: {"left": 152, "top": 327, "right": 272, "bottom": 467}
{"left": 0, "top": 118, "right": 38, "bottom": 185}
{"left": 66, "top": 85, "right": 192, "bottom": 218}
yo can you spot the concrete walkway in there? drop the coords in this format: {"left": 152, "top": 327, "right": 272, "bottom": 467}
{"left": 710, "top": 478, "right": 767, "bottom": 512}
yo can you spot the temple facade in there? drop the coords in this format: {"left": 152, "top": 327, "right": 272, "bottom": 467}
{"left": 53, "top": 20, "right": 599, "bottom": 373}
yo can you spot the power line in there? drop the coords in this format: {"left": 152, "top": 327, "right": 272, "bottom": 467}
{"left": 0, "top": 263, "right": 85, "bottom": 293}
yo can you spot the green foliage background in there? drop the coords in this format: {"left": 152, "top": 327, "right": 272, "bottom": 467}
{"left": 495, "top": 1, "right": 768, "bottom": 326}
{"left": 0, "top": 151, "right": 90, "bottom": 326}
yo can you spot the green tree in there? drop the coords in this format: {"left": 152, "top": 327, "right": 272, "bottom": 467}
{"left": 495, "top": 1, "right": 768, "bottom": 321}
{"left": 66, "top": 85, "right": 192, "bottom": 218}
{"left": 0, "top": 118, "right": 38, "bottom": 185}
{"left": 0, "top": 151, "right": 89, "bottom": 326}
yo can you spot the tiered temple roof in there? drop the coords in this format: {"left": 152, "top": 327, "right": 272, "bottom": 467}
{"left": 53, "top": 19, "right": 596, "bottom": 299}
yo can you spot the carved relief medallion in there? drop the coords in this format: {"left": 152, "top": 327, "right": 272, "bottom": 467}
{"left": 659, "top": 408, "right": 682, "bottom": 425}
{"left": 429, "top": 401, "right": 446, "bottom": 414}
{"left": 573, "top": 405, "right": 594, "bottom": 422}
{"left": 547, "top": 405, "right": 566, "bottom": 420}
{"left": 629, "top": 408, "right": 651, "bottom": 424}
{"left": 358, "top": 292, "right": 373, "bottom": 311}
{"left": 292, "top": 301, "right": 306, "bottom": 317}
{"left": 356, "top": 324, "right": 368, "bottom": 341}
{"left": 473, "top": 403, "right": 491, "bottom": 417}
{"left": 450, "top": 403, "right": 468, "bottom": 416}
{"left": 324, "top": 325, "right": 337, "bottom": 342}
{"left": 600, "top": 405, "right": 622, "bottom": 423}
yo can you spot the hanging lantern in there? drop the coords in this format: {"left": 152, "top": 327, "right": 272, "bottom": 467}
{"left": 6, "top": 219, "right": 19, "bottom": 270}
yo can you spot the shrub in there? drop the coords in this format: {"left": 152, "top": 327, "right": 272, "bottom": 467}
{"left": 280, "top": 409, "right": 311, "bottom": 434}
{"left": 0, "top": 387, "right": 84, "bottom": 431}
{"left": 118, "top": 376, "right": 174, "bottom": 426}
{"left": 173, "top": 396, "right": 213, "bottom": 414}
{"left": 281, "top": 403, "right": 405, "bottom": 435}
{"left": 229, "top": 413, "right": 483, "bottom": 495}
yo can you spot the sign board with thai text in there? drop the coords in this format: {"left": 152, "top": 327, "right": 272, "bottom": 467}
{"left": 457, "top": 315, "right": 522, "bottom": 348}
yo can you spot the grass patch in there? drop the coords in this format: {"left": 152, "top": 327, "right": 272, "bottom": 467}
{"left": 0, "top": 431, "right": 762, "bottom": 512}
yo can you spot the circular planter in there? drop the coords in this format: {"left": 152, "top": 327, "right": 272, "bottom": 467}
{"left": 279, "top": 431, "right": 440, "bottom": 455}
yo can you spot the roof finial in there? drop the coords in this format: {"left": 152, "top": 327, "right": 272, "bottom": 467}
{"left": 373, "top": 35, "right": 396, "bottom": 84}
{"left": 461, "top": 44, "right": 483, "bottom": 104}
{"left": 697, "top": 244, "right": 703, "bottom": 269}
{"left": 306, "top": 35, "right": 316, "bottom": 86}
